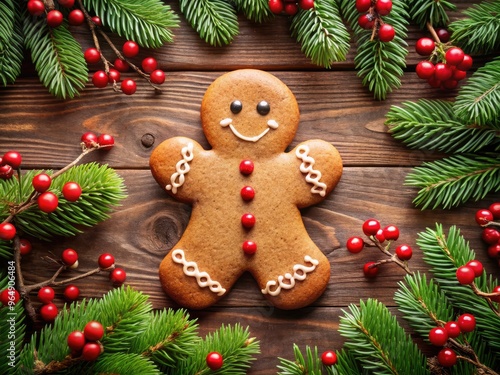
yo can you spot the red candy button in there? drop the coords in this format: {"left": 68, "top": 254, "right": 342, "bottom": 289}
{"left": 241, "top": 213, "right": 255, "bottom": 229}
{"left": 239, "top": 160, "right": 254, "bottom": 175}
{"left": 241, "top": 186, "right": 255, "bottom": 201}
{"left": 242, "top": 240, "right": 257, "bottom": 255}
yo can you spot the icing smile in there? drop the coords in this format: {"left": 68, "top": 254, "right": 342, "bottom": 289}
{"left": 220, "top": 118, "right": 279, "bottom": 142}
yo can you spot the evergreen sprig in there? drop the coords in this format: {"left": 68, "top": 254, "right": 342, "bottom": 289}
{"left": 232, "top": 0, "right": 274, "bottom": 23}
{"left": 0, "top": 0, "right": 23, "bottom": 86}
{"left": 339, "top": 0, "right": 409, "bottom": 100}
{"left": 407, "top": 0, "right": 456, "bottom": 29}
{"left": 449, "top": 0, "right": 500, "bottom": 55}
{"left": 179, "top": 0, "right": 239, "bottom": 47}
{"left": 81, "top": 0, "right": 179, "bottom": 48}
{"left": 277, "top": 345, "right": 323, "bottom": 375}
{"left": 290, "top": 0, "right": 350, "bottom": 68}
{"left": 23, "top": 17, "right": 88, "bottom": 99}
{"left": 385, "top": 99, "right": 500, "bottom": 153}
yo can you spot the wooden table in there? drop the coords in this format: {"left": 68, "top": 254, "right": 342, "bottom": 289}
{"left": 1, "top": 1, "right": 496, "bottom": 373}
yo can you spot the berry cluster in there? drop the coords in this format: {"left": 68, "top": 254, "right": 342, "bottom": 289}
{"left": 27, "top": 0, "right": 80, "bottom": 28}
{"left": 206, "top": 351, "right": 224, "bottom": 370}
{"left": 268, "top": 0, "right": 314, "bottom": 16}
{"left": 355, "top": 0, "right": 395, "bottom": 43}
{"left": 415, "top": 30, "right": 473, "bottom": 90}
{"left": 67, "top": 321, "right": 104, "bottom": 361}
{"left": 475, "top": 202, "right": 500, "bottom": 265}
{"left": 428, "top": 313, "right": 476, "bottom": 367}
{"left": 346, "top": 219, "right": 413, "bottom": 277}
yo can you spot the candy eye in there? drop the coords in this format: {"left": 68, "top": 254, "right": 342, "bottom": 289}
{"left": 256, "top": 100, "right": 270, "bottom": 115}
{"left": 230, "top": 100, "right": 243, "bottom": 114}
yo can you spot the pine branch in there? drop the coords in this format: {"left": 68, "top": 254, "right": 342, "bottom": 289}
{"left": 82, "top": 0, "right": 179, "bottom": 48}
{"left": 291, "top": 0, "right": 350, "bottom": 68}
{"left": 92, "top": 353, "right": 160, "bottom": 375}
{"left": 454, "top": 57, "right": 500, "bottom": 126}
{"left": 385, "top": 99, "right": 500, "bottom": 153}
{"left": 328, "top": 348, "right": 363, "bottom": 375}
{"left": 277, "top": 345, "right": 323, "bottom": 375}
{"left": 407, "top": 0, "right": 456, "bottom": 29}
{"left": 449, "top": 0, "right": 500, "bottom": 55}
{"left": 339, "top": 299, "right": 429, "bottom": 375}
{"left": 339, "top": 0, "right": 409, "bottom": 100}
{"left": 405, "top": 153, "right": 500, "bottom": 209}
{"left": 231, "top": 0, "right": 274, "bottom": 23}
{"left": 179, "top": 0, "right": 239, "bottom": 46}
{"left": 23, "top": 17, "right": 88, "bottom": 99}
{"left": 0, "top": 0, "right": 23, "bottom": 86}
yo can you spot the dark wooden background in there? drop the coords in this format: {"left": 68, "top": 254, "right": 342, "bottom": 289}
{"left": 1, "top": 1, "right": 497, "bottom": 373}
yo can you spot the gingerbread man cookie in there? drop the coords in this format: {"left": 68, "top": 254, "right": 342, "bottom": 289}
{"left": 150, "top": 69, "right": 342, "bottom": 310}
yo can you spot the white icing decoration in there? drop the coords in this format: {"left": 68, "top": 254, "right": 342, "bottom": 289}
{"left": 219, "top": 118, "right": 278, "bottom": 142}
{"left": 295, "top": 145, "right": 327, "bottom": 197}
{"left": 261, "top": 256, "right": 319, "bottom": 296}
{"left": 172, "top": 249, "right": 226, "bottom": 296}
{"left": 166, "top": 143, "right": 194, "bottom": 194}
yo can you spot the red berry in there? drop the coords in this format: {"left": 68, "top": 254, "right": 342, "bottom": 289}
{"left": 437, "top": 348, "right": 457, "bottom": 367}
{"left": 358, "top": 13, "right": 375, "bottom": 29}
{"left": 2, "top": 151, "right": 22, "bottom": 168}
{"left": 382, "top": 225, "right": 399, "bottom": 241}
{"left": 375, "top": 0, "right": 392, "bottom": 16}
{"left": 40, "top": 303, "right": 58, "bottom": 322}
{"left": 81, "top": 132, "right": 98, "bottom": 148}
{"left": 415, "top": 38, "right": 435, "bottom": 56}
{"left": 488, "top": 244, "right": 500, "bottom": 258}
{"left": 445, "top": 47, "right": 465, "bottom": 66}
{"left": 482, "top": 227, "right": 500, "bottom": 244}
{"left": 92, "top": 70, "right": 108, "bottom": 88}
{"left": 490, "top": 285, "right": 500, "bottom": 303}
{"left": 466, "top": 260, "right": 483, "bottom": 277}
{"left": 488, "top": 202, "right": 500, "bottom": 219}
{"left": 284, "top": 2, "right": 298, "bottom": 15}
{"left": 67, "top": 331, "right": 86, "bottom": 351}
{"left": 428, "top": 327, "right": 448, "bottom": 346}
{"left": 416, "top": 61, "right": 435, "bottom": 79}
{"left": 241, "top": 213, "right": 256, "bottom": 229}
{"left": 0, "top": 164, "right": 13, "bottom": 179}
{"left": 82, "top": 342, "right": 102, "bottom": 361}
{"left": 150, "top": 69, "right": 166, "bottom": 85}
{"left": 98, "top": 253, "right": 115, "bottom": 269}
{"left": 141, "top": 57, "right": 158, "bottom": 73}
{"left": 84, "top": 320, "right": 104, "bottom": 341}
{"left": 239, "top": 160, "right": 254, "bottom": 175}
{"left": 362, "top": 219, "right": 380, "bottom": 236}
{"left": 299, "top": 0, "right": 314, "bottom": 10}
{"left": 436, "top": 28, "right": 450, "bottom": 43}
{"left": 91, "top": 16, "right": 102, "bottom": 27}
{"left": 97, "top": 133, "right": 115, "bottom": 148}
{"left": 46, "top": 10, "right": 63, "bottom": 28}
{"left": 375, "top": 229, "right": 385, "bottom": 243}
{"left": 442, "top": 78, "right": 458, "bottom": 91}
{"left": 457, "top": 54, "right": 473, "bottom": 71}
{"left": 109, "top": 267, "right": 127, "bottom": 285}
{"left": 62, "top": 182, "right": 82, "bottom": 202}
{"left": 378, "top": 24, "right": 395, "bottom": 42}
{"left": 113, "top": 58, "right": 130, "bottom": 72}
{"left": 68, "top": 9, "right": 85, "bottom": 26}
{"left": 27, "top": 0, "right": 45, "bottom": 16}
{"left": 84, "top": 48, "right": 101, "bottom": 64}
{"left": 0, "top": 289, "right": 20, "bottom": 306}
{"left": 37, "top": 286, "right": 55, "bottom": 304}
{"left": 363, "top": 261, "right": 379, "bottom": 278}
{"left": 32, "top": 173, "right": 52, "bottom": 193}
{"left": 58, "top": 0, "right": 74, "bottom": 7}
{"left": 452, "top": 69, "right": 467, "bottom": 81}
{"left": 121, "top": 79, "right": 137, "bottom": 95}
{"left": 444, "top": 321, "right": 461, "bottom": 338}
{"left": 456, "top": 265, "right": 476, "bottom": 285}
{"left": 457, "top": 313, "right": 476, "bottom": 332}
{"left": 107, "top": 69, "right": 121, "bottom": 84}
{"left": 395, "top": 244, "right": 413, "bottom": 261}
{"left": 122, "top": 40, "right": 139, "bottom": 58}
{"left": 346, "top": 237, "right": 365, "bottom": 253}
{"left": 268, "top": 0, "right": 284, "bottom": 14}
{"left": 321, "top": 350, "right": 337, "bottom": 366}
{"left": 206, "top": 351, "right": 223, "bottom": 370}
{"left": 0, "top": 223, "right": 16, "bottom": 241}
{"left": 61, "top": 248, "right": 79, "bottom": 267}
{"left": 242, "top": 240, "right": 257, "bottom": 255}
{"left": 19, "top": 239, "right": 32, "bottom": 255}
{"left": 63, "top": 285, "right": 80, "bottom": 301}
{"left": 355, "top": 0, "right": 371, "bottom": 13}
{"left": 434, "top": 63, "right": 453, "bottom": 81}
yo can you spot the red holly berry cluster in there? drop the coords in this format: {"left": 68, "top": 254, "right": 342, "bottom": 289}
{"left": 428, "top": 313, "right": 476, "bottom": 367}
{"left": 346, "top": 218, "right": 413, "bottom": 277}
{"left": 268, "top": 0, "right": 314, "bottom": 16}
{"left": 475, "top": 202, "right": 500, "bottom": 266}
{"left": 67, "top": 321, "right": 104, "bottom": 361}
{"left": 356, "top": 0, "right": 395, "bottom": 42}
{"left": 415, "top": 30, "right": 473, "bottom": 90}
{"left": 26, "top": 0, "right": 81, "bottom": 28}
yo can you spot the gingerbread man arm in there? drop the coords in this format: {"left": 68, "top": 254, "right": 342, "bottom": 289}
{"left": 291, "top": 139, "right": 343, "bottom": 208}
{"left": 149, "top": 136, "right": 204, "bottom": 203}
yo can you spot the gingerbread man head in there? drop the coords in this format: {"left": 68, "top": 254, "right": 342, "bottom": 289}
{"left": 150, "top": 69, "right": 342, "bottom": 310}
